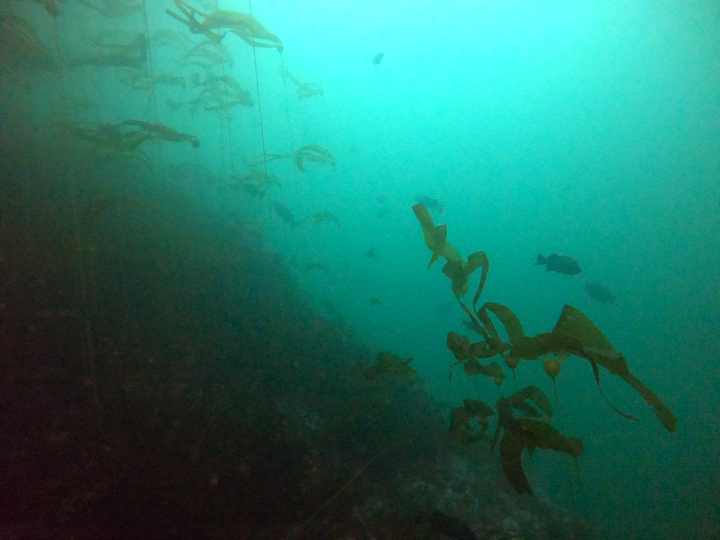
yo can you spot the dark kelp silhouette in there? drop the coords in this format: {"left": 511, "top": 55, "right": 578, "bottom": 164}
{"left": 361, "top": 351, "right": 417, "bottom": 385}
{"left": 189, "top": 74, "right": 253, "bottom": 112}
{"left": 0, "top": 11, "right": 57, "bottom": 72}
{"left": 251, "top": 145, "right": 336, "bottom": 171}
{"left": 68, "top": 33, "right": 147, "bottom": 68}
{"left": 166, "top": 0, "right": 282, "bottom": 51}
{"left": 63, "top": 119, "right": 199, "bottom": 157}
{"left": 411, "top": 203, "right": 677, "bottom": 493}
{"left": 225, "top": 171, "right": 280, "bottom": 198}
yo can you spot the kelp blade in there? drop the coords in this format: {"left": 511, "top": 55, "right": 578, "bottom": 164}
{"left": 484, "top": 302, "right": 524, "bottom": 344}
{"left": 500, "top": 432, "right": 531, "bottom": 493}
{"left": 554, "top": 305, "right": 677, "bottom": 433}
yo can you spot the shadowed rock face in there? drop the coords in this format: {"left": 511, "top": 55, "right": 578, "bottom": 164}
{"left": 0, "top": 107, "right": 591, "bottom": 540}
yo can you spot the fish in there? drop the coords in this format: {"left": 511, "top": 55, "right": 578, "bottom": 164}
{"left": 365, "top": 247, "right": 376, "bottom": 259}
{"left": 535, "top": 253, "right": 582, "bottom": 276}
{"left": 369, "top": 296, "right": 382, "bottom": 305}
{"left": 372, "top": 52, "right": 384, "bottom": 65}
{"left": 272, "top": 202, "right": 298, "bottom": 227}
{"left": 535, "top": 253, "right": 581, "bottom": 275}
{"left": 585, "top": 283, "right": 615, "bottom": 304}
{"left": 461, "top": 319, "right": 483, "bottom": 335}
{"left": 307, "top": 211, "right": 341, "bottom": 228}
{"left": 415, "top": 196, "right": 444, "bottom": 213}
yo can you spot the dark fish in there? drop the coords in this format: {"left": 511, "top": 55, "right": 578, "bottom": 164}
{"left": 372, "top": 52, "right": 384, "bottom": 65}
{"left": 273, "top": 202, "right": 297, "bottom": 226}
{"left": 415, "top": 196, "right": 444, "bottom": 213}
{"left": 585, "top": 283, "right": 614, "bottom": 304}
{"left": 536, "top": 253, "right": 581, "bottom": 275}
{"left": 461, "top": 319, "right": 483, "bottom": 335}
{"left": 365, "top": 247, "right": 376, "bottom": 259}
{"left": 416, "top": 510, "right": 476, "bottom": 540}
{"left": 369, "top": 296, "right": 382, "bottom": 305}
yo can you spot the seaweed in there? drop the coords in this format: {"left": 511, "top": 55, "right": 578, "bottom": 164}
{"left": 449, "top": 399, "right": 494, "bottom": 445}
{"left": 361, "top": 351, "right": 417, "bottom": 385}
{"left": 251, "top": 145, "right": 336, "bottom": 171}
{"left": 411, "top": 202, "right": 677, "bottom": 494}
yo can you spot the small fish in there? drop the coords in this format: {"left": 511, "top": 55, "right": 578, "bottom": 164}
{"left": 535, "top": 253, "right": 581, "bottom": 276}
{"left": 273, "top": 202, "right": 298, "bottom": 227}
{"left": 372, "top": 52, "right": 384, "bottom": 65}
{"left": 415, "top": 196, "right": 444, "bottom": 213}
{"left": 365, "top": 247, "right": 376, "bottom": 259}
{"left": 461, "top": 319, "right": 483, "bottom": 335}
{"left": 585, "top": 283, "right": 615, "bottom": 304}
{"left": 307, "top": 211, "right": 341, "bottom": 228}
{"left": 369, "top": 296, "right": 382, "bottom": 305}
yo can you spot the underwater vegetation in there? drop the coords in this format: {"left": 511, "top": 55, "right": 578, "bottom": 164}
{"left": 254, "top": 144, "right": 336, "bottom": 171}
{"left": 166, "top": 0, "right": 283, "bottom": 51}
{"left": 362, "top": 351, "right": 418, "bottom": 384}
{"left": 61, "top": 119, "right": 199, "bottom": 159}
{"left": 189, "top": 74, "right": 254, "bottom": 112}
{"left": 225, "top": 171, "right": 281, "bottom": 198}
{"left": 0, "top": 10, "right": 56, "bottom": 73}
{"left": 412, "top": 203, "right": 677, "bottom": 494}
{"left": 68, "top": 33, "right": 148, "bottom": 68}
{"left": 282, "top": 67, "right": 324, "bottom": 99}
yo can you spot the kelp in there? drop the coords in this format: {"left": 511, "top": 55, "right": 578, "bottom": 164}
{"left": 500, "top": 419, "right": 583, "bottom": 494}
{"left": 362, "top": 352, "right": 417, "bottom": 384}
{"left": 411, "top": 202, "right": 677, "bottom": 493}
{"left": 180, "top": 40, "right": 232, "bottom": 69}
{"left": 120, "top": 69, "right": 186, "bottom": 91}
{"left": 446, "top": 332, "right": 505, "bottom": 383}
{"left": 121, "top": 120, "right": 199, "bottom": 148}
{"left": 293, "top": 145, "right": 336, "bottom": 170}
{"left": 493, "top": 387, "right": 582, "bottom": 493}
{"left": 449, "top": 399, "right": 494, "bottom": 445}
{"left": 167, "top": 0, "right": 282, "bottom": 51}
{"left": 78, "top": 0, "right": 144, "bottom": 18}
{"left": 411, "top": 204, "right": 462, "bottom": 269}
{"left": 35, "top": 0, "right": 61, "bottom": 17}
{"left": 0, "top": 11, "right": 56, "bottom": 72}
{"left": 63, "top": 119, "right": 199, "bottom": 157}
{"left": 225, "top": 171, "right": 280, "bottom": 198}
{"left": 189, "top": 75, "right": 253, "bottom": 112}
{"left": 282, "top": 67, "right": 324, "bottom": 99}
{"left": 68, "top": 33, "right": 147, "bottom": 68}
{"left": 553, "top": 305, "right": 677, "bottom": 433}
{"left": 252, "top": 145, "right": 336, "bottom": 171}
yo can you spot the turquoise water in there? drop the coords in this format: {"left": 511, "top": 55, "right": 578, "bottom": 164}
{"left": 1, "top": 1, "right": 718, "bottom": 538}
